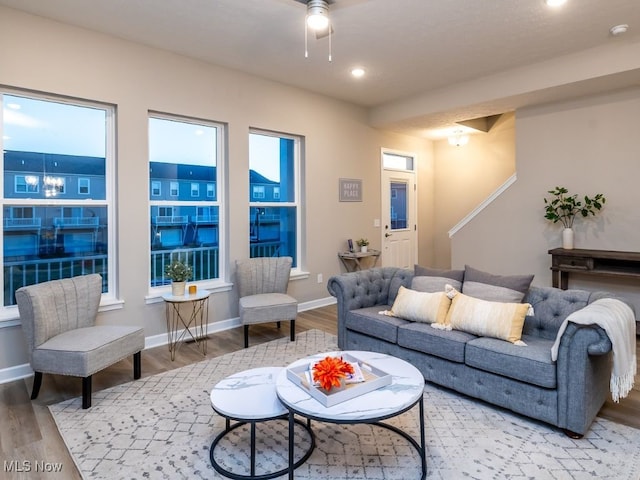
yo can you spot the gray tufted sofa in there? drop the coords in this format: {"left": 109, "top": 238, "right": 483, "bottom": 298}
{"left": 327, "top": 267, "right": 620, "bottom": 436}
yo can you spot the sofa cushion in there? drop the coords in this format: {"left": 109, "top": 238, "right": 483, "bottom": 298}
{"left": 462, "top": 265, "right": 534, "bottom": 303}
{"left": 445, "top": 290, "right": 531, "bottom": 344}
{"left": 412, "top": 265, "right": 464, "bottom": 292}
{"left": 345, "top": 306, "right": 410, "bottom": 344}
{"left": 387, "top": 286, "right": 451, "bottom": 324}
{"left": 465, "top": 335, "right": 557, "bottom": 388}
{"left": 398, "top": 321, "right": 477, "bottom": 363}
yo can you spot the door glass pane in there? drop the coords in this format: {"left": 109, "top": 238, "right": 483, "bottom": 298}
{"left": 390, "top": 181, "right": 408, "bottom": 230}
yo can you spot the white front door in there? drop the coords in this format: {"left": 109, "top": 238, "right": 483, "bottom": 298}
{"left": 381, "top": 153, "right": 417, "bottom": 268}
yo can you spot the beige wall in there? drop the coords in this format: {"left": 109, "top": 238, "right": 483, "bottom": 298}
{"left": 432, "top": 113, "right": 516, "bottom": 268}
{"left": 0, "top": 7, "right": 432, "bottom": 372}
{"left": 451, "top": 87, "right": 640, "bottom": 316}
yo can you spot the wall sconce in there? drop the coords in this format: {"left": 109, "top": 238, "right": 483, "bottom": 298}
{"left": 448, "top": 131, "right": 469, "bottom": 147}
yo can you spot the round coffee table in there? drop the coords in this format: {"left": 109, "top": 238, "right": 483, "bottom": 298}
{"left": 209, "top": 367, "right": 314, "bottom": 479}
{"left": 276, "top": 351, "right": 426, "bottom": 479}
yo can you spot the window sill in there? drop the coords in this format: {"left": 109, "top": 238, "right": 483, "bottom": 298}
{"left": 145, "top": 279, "right": 233, "bottom": 304}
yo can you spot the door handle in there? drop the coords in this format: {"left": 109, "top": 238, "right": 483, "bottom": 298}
{"left": 385, "top": 233, "right": 392, "bottom": 238}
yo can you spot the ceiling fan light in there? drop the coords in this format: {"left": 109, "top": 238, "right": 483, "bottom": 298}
{"left": 306, "top": 0, "right": 330, "bottom": 31}
{"left": 448, "top": 131, "right": 470, "bottom": 147}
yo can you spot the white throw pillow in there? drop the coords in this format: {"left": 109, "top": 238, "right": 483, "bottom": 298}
{"left": 388, "top": 286, "right": 451, "bottom": 325}
{"left": 443, "top": 287, "right": 532, "bottom": 345}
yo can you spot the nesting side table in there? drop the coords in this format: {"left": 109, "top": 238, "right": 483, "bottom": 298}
{"left": 209, "top": 367, "right": 315, "bottom": 479}
{"left": 162, "top": 290, "right": 210, "bottom": 360}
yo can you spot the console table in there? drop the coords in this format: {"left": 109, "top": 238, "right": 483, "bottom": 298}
{"left": 338, "top": 249, "right": 381, "bottom": 272}
{"left": 549, "top": 248, "right": 640, "bottom": 290}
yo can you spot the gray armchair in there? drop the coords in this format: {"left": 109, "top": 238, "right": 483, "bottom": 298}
{"left": 236, "top": 256, "right": 297, "bottom": 348}
{"left": 15, "top": 274, "right": 145, "bottom": 409}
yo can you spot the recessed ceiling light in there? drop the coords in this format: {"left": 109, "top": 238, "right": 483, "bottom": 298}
{"left": 545, "top": 0, "right": 567, "bottom": 6}
{"left": 351, "top": 67, "right": 366, "bottom": 78}
{"left": 610, "top": 24, "right": 629, "bottom": 36}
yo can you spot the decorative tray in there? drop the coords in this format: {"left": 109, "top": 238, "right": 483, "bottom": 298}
{"left": 286, "top": 353, "right": 392, "bottom": 407}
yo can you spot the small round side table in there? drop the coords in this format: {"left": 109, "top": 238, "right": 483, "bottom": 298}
{"left": 209, "top": 367, "right": 315, "bottom": 479}
{"left": 162, "top": 290, "right": 210, "bottom": 361}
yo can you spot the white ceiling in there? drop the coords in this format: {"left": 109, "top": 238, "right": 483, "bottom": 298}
{"left": 1, "top": 0, "right": 639, "bottom": 136}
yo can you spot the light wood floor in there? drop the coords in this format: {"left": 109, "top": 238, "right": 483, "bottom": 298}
{"left": 0, "top": 304, "right": 638, "bottom": 479}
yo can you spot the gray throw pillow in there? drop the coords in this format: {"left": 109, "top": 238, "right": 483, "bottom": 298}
{"left": 412, "top": 265, "right": 464, "bottom": 292}
{"left": 462, "top": 265, "right": 534, "bottom": 303}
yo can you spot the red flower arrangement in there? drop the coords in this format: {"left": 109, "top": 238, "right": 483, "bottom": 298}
{"left": 312, "top": 356, "right": 354, "bottom": 391}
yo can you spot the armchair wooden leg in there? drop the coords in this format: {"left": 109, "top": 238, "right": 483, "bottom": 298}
{"left": 290, "top": 319, "right": 295, "bottom": 341}
{"left": 82, "top": 376, "right": 92, "bottom": 409}
{"left": 133, "top": 351, "right": 141, "bottom": 380}
{"left": 244, "top": 325, "right": 249, "bottom": 348}
{"left": 277, "top": 321, "right": 281, "bottom": 329}
{"left": 31, "top": 371, "right": 43, "bottom": 400}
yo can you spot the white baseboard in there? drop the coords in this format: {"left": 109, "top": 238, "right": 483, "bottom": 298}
{"left": 0, "top": 363, "right": 33, "bottom": 383}
{"left": 0, "top": 296, "right": 338, "bottom": 385}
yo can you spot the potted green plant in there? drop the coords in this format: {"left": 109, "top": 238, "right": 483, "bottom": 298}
{"left": 543, "top": 186, "right": 605, "bottom": 250}
{"left": 164, "top": 259, "right": 193, "bottom": 296}
{"left": 356, "top": 238, "right": 370, "bottom": 253}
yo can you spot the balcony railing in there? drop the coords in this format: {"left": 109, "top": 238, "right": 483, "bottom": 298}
{"left": 150, "top": 246, "right": 219, "bottom": 287}
{"left": 4, "top": 218, "right": 42, "bottom": 228}
{"left": 3, "top": 255, "right": 108, "bottom": 306}
{"left": 53, "top": 217, "right": 100, "bottom": 227}
{"left": 152, "top": 216, "right": 189, "bottom": 225}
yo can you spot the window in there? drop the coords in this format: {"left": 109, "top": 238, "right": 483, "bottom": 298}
{"left": 43, "top": 175, "right": 65, "bottom": 197}
{"left": 151, "top": 181, "right": 161, "bottom": 196}
{"left": 149, "top": 114, "right": 224, "bottom": 289}
{"left": 78, "top": 177, "right": 90, "bottom": 195}
{"left": 249, "top": 130, "right": 302, "bottom": 267}
{"left": 15, "top": 175, "right": 39, "bottom": 193}
{"left": 252, "top": 185, "right": 265, "bottom": 199}
{"left": 2, "top": 92, "right": 114, "bottom": 310}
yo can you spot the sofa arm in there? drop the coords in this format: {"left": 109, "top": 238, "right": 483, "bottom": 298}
{"left": 327, "top": 267, "right": 412, "bottom": 349}
{"left": 555, "top": 322, "right": 613, "bottom": 435}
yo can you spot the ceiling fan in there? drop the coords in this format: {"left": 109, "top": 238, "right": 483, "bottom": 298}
{"left": 291, "top": 0, "right": 369, "bottom": 38}
{"left": 289, "top": 0, "right": 369, "bottom": 60}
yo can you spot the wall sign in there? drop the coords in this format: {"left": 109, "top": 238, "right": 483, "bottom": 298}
{"left": 339, "top": 178, "right": 363, "bottom": 202}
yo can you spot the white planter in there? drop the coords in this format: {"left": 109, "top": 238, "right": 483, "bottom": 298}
{"left": 171, "top": 281, "right": 186, "bottom": 296}
{"left": 360, "top": 245, "right": 368, "bottom": 253}
{"left": 562, "top": 228, "right": 574, "bottom": 250}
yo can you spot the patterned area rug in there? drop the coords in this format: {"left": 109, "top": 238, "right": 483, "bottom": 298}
{"left": 49, "top": 330, "right": 640, "bottom": 480}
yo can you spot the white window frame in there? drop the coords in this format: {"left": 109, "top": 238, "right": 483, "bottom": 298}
{"left": 0, "top": 89, "right": 117, "bottom": 322}
{"left": 207, "top": 183, "right": 215, "bottom": 198}
{"left": 78, "top": 177, "right": 90, "bottom": 195}
{"left": 170, "top": 181, "right": 179, "bottom": 196}
{"left": 191, "top": 182, "right": 199, "bottom": 197}
{"left": 249, "top": 128, "right": 304, "bottom": 275}
{"left": 151, "top": 180, "right": 161, "bottom": 196}
{"left": 148, "top": 112, "right": 228, "bottom": 297}
{"left": 252, "top": 185, "right": 265, "bottom": 199}
{"left": 15, "top": 175, "right": 39, "bottom": 193}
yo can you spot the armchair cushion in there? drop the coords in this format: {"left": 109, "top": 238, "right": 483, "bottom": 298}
{"left": 239, "top": 292, "right": 297, "bottom": 325}
{"left": 32, "top": 325, "right": 145, "bottom": 377}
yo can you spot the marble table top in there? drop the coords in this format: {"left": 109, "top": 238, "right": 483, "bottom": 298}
{"left": 275, "top": 351, "right": 424, "bottom": 422}
{"left": 210, "top": 367, "right": 286, "bottom": 420}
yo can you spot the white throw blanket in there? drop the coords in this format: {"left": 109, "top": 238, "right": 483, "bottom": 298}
{"left": 551, "top": 298, "right": 637, "bottom": 402}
